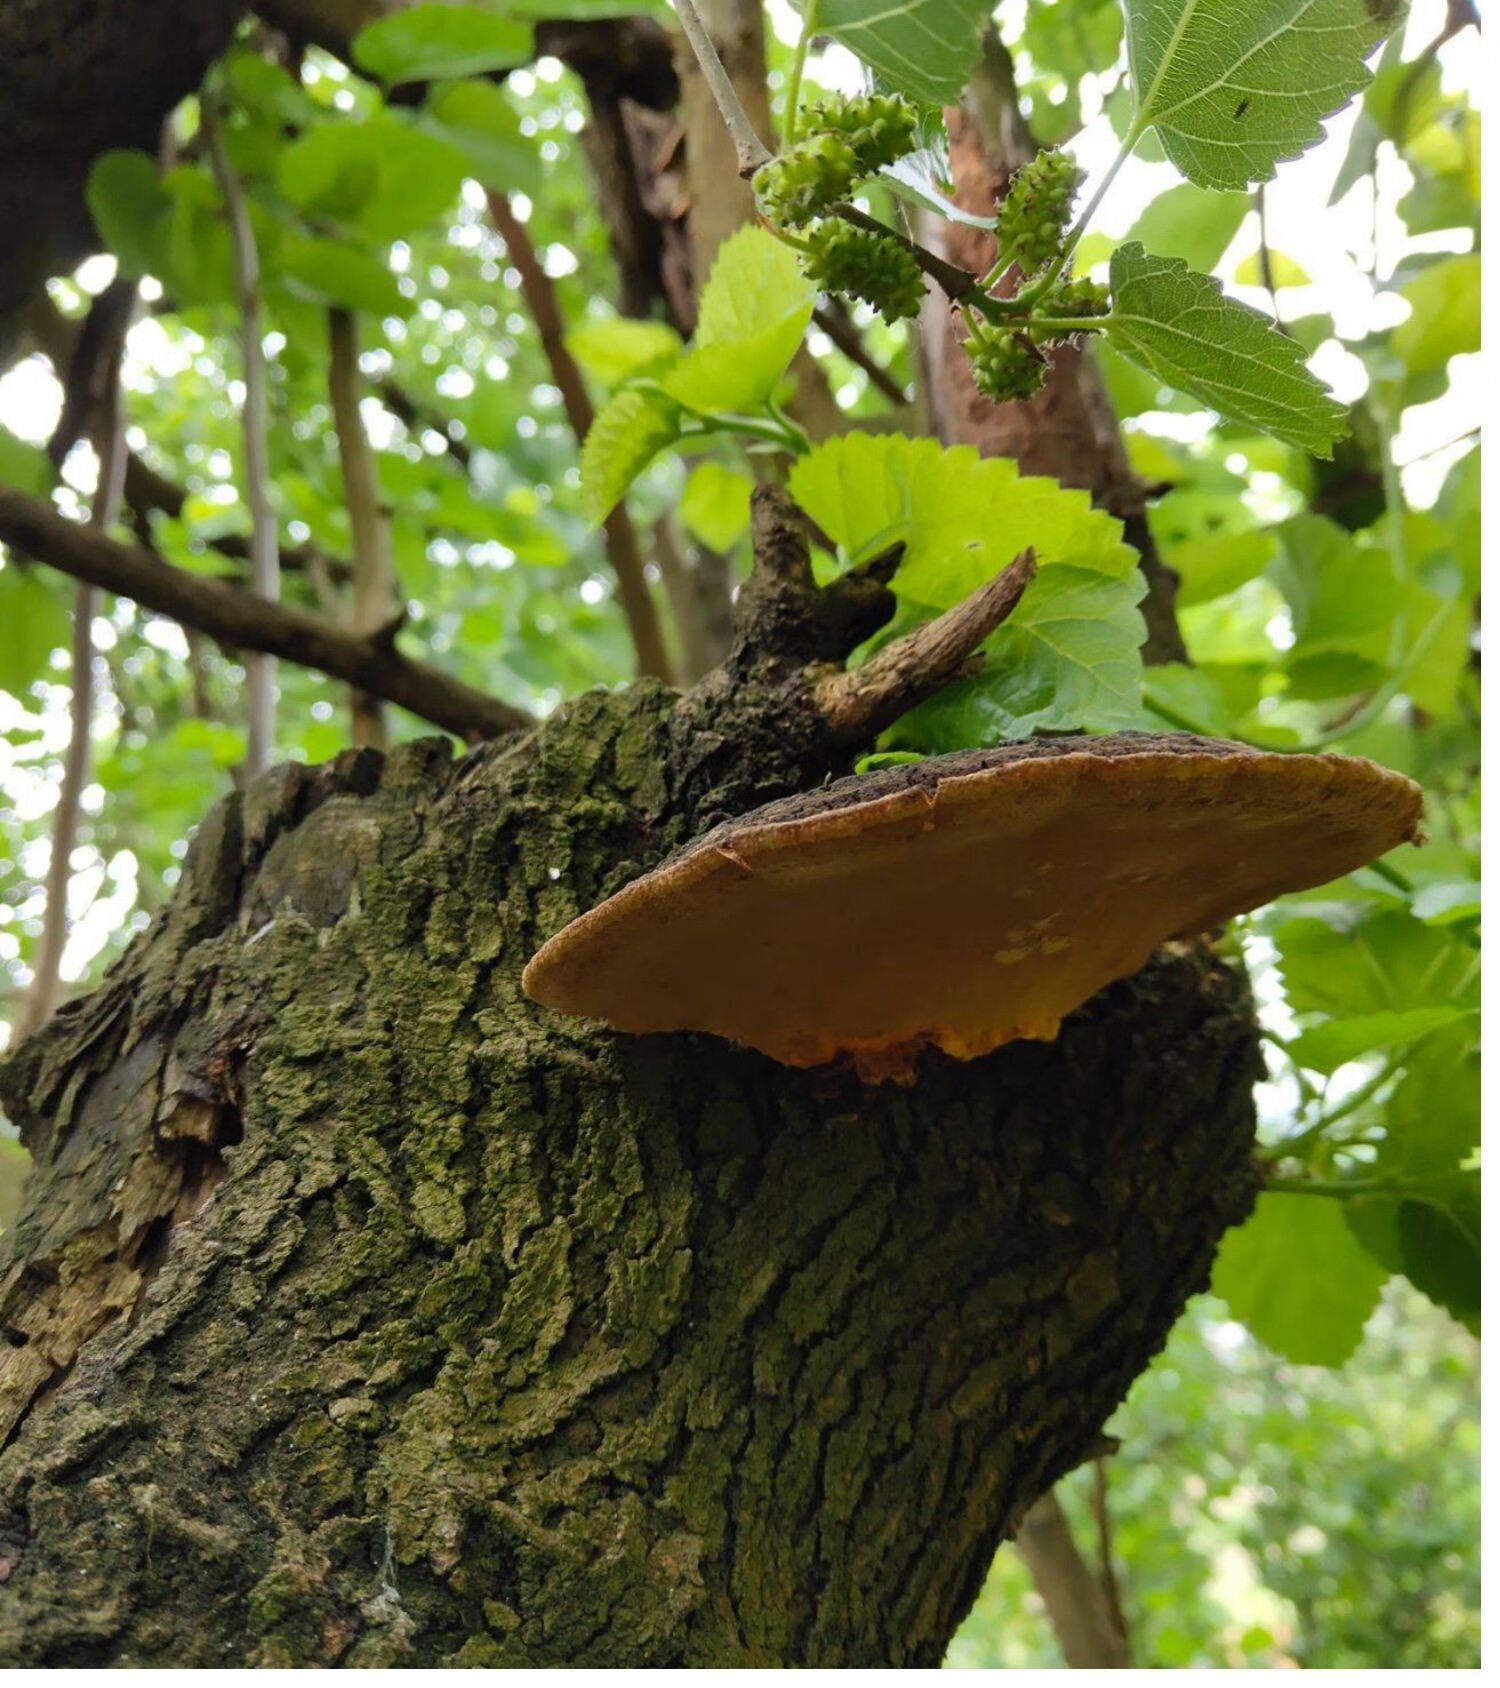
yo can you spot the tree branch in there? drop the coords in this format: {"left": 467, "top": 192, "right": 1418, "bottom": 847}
{"left": 0, "top": 485, "right": 530, "bottom": 742}
{"left": 668, "top": 0, "right": 772, "bottom": 177}
{"left": 815, "top": 549, "right": 1035, "bottom": 745}
{"left": 813, "top": 302, "right": 910, "bottom": 407}
{"left": 328, "top": 306, "right": 397, "bottom": 748}
{"left": 203, "top": 96, "right": 280, "bottom": 773}
{"left": 486, "top": 190, "right": 674, "bottom": 683}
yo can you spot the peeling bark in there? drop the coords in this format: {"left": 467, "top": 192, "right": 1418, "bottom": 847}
{"left": 0, "top": 507, "right": 1261, "bottom": 1666}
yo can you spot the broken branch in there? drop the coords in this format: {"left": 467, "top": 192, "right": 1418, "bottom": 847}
{"left": 815, "top": 548, "right": 1036, "bottom": 744}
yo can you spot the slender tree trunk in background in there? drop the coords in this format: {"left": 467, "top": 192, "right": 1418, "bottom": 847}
{"left": 13, "top": 281, "right": 134, "bottom": 1043}
{"left": 926, "top": 34, "right": 1188, "bottom": 666}
{"left": 485, "top": 191, "right": 675, "bottom": 685}
{"left": 327, "top": 307, "right": 396, "bottom": 749}
{"left": 0, "top": 498, "right": 1263, "bottom": 1666}
{"left": 1014, "top": 1490, "right": 1131, "bottom": 1668}
{"left": 204, "top": 98, "right": 282, "bottom": 772}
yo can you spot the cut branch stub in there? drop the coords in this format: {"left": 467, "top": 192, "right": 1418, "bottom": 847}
{"left": 523, "top": 734, "right": 1423, "bottom": 1081}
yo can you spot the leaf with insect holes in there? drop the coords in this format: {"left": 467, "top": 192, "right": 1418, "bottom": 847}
{"left": 1126, "top": 0, "right": 1401, "bottom": 190}
{"left": 813, "top": 0, "right": 994, "bottom": 107}
{"left": 1106, "top": 243, "right": 1348, "bottom": 455}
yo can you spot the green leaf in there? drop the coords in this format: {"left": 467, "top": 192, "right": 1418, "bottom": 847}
{"left": 1126, "top": 0, "right": 1399, "bottom": 190}
{"left": 1171, "top": 527, "right": 1276, "bottom": 607}
{"left": 0, "top": 428, "right": 54, "bottom": 497}
{"left": 1272, "top": 907, "right": 1478, "bottom": 1026}
{"left": 579, "top": 388, "right": 681, "bottom": 525}
{"left": 814, "top": 0, "right": 994, "bottom": 106}
{"left": 566, "top": 316, "right": 683, "bottom": 391}
{"left": 353, "top": 4, "right": 533, "bottom": 82}
{"left": 1123, "top": 182, "right": 1250, "bottom": 273}
{"left": 680, "top": 462, "right": 753, "bottom": 552}
{"left": 86, "top": 150, "right": 171, "bottom": 279}
{"left": 1391, "top": 253, "right": 1480, "bottom": 378}
{"left": 787, "top": 434, "right": 1139, "bottom": 611}
{"left": 1106, "top": 242, "right": 1348, "bottom": 456}
{"left": 278, "top": 118, "right": 467, "bottom": 243}
{"left": 880, "top": 147, "right": 995, "bottom": 230}
{"left": 1212, "top": 1192, "right": 1387, "bottom": 1366}
{"left": 0, "top": 568, "right": 72, "bottom": 696}
{"left": 662, "top": 225, "right": 813, "bottom": 414}
{"left": 275, "top": 236, "right": 408, "bottom": 317}
{"left": 1292, "top": 1006, "right": 1476, "bottom": 1074}
{"left": 1409, "top": 880, "right": 1481, "bottom": 925}
{"left": 1234, "top": 248, "right": 1311, "bottom": 288}
{"left": 416, "top": 78, "right": 541, "bottom": 196}
{"left": 1343, "top": 1029, "right": 1479, "bottom": 1333}
{"left": 890, "top": 565, "right": 1147, "bottom": 747}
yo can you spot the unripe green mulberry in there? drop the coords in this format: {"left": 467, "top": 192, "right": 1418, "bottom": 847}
{"left": 964, "top": 324, "right": 1046, "bottom": 403}
{"left": 803, "top": 92, "right": 918, "bottom": 173}
{"left": 754, "top": 133, "right": 859, "bottom": 227}
{"left": 803, "top": 222, "right": 926, "bottom": 324}
{"left": 1034, "top": 276, "right": 1111, "bottom": 340}
{"left": 994, "top": 148, "right": 1083, "bottom": 273}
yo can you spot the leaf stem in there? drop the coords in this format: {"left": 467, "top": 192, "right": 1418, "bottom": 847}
{"left": 670, "top": 0, "right": 773, "bottom": 177}
{"left": 783, "top": 0, "right": 819, "bottom": 145}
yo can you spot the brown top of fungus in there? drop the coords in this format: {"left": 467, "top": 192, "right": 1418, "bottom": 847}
{"left": 522, "top": 733, "right": 1424, "bottom": 1082}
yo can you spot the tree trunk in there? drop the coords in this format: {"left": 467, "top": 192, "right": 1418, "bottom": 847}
{"left": 0, "top": 501, "right": 1262, "bottom": 1667}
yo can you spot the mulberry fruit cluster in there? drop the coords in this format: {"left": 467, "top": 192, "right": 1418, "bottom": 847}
{"left": 755, "top": 94, "right": 918, "bottom": 228}
{"left": 801, "top": 93, "right": 918, "bottom": 173}
{"left": 803, "top": 223, "right": 926, "bottom": 324}
{"left": 994, "top": 148, "right": 1083, "bottom": 273}
{"left": 1033, "top": 276, "right": 1111, "bottom": 340}
{"left": 754, "top": 133, "right": 860, "bottom": 227}
{"left": 963, "top": 325, "right": 1046, "bottom": 404}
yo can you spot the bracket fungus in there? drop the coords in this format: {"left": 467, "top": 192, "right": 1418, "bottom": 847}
{"left": 523, "top": 734, "right": 1423, "bottom": 1082}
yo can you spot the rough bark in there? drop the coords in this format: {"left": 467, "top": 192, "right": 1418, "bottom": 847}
{"left": 0, "top": 502, "right": 1261, "bottom": 1666}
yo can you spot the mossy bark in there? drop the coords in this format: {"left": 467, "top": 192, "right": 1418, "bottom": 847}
{"left": 0, "top": 653, "right": 1261, "bottom": 1666}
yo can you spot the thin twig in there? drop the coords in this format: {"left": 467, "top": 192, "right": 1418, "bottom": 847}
{"left": 328, "top": 306, "right": 397, "bottom": 748}
{"left": 816, "top": 549, "right": 1036, "bottom": 744}
{"left": 203, "top": 94, "right": 280, "bottom": 774}
{"left": 670, "top": 0, "right": 772, "bottom": 177}
{"left": 486, "top": 190, "right": 674, "bottom": 682}
{"left": 0, "top": 484, "right": 530, "bottom": 741}
{"left": 813, "top": 303, "right": 909, "bottom": 406}
{"left": 1090, "top": 1458, "right": 1131, "bottom": 1655}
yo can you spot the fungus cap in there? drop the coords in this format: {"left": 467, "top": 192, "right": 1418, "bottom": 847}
{"left": 522, "top": 735, "right": 1423, "bottom": 1081}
